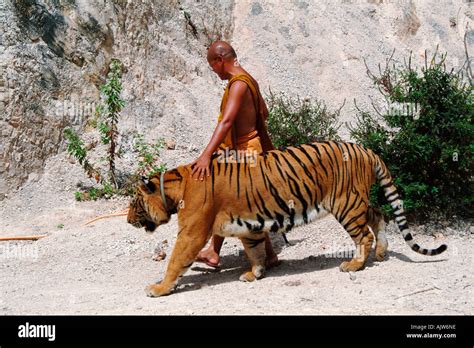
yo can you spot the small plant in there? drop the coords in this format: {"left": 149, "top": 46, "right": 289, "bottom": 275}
{"left": 64, "top": 128, "right": 101, "bottom": 182}
{"left": 65, "top": 59, "right": 168, "bottom": 201}
{"left": 65, "top": 59, "right": 123, "bottom": 188}
{"left": 74, "top": 185, "right": 122, "bottom": 202}
{"left": 102, "top": 181, "right": 115, "bottom": 198}
{"left": 133, "top": 134, "right": 167, "bottom": 177}
{"left": 97, "top": 58, "right": 125, "bottom": 188}
{"left": 266, "top": 91, "right": 342, "bottom": 148}
{"left": 349, "top": 47, "right": 473, "bottom": 221}
{"left": 57, "top": 224, "right": 64, "bottom": 229}
{"left": 66, "top": 58, "right": 128, "bottom": 200}
{"left": 89, "top": 188, "right": 99, "bottom": 201}
{"left": 74, "top": 191, "right": 83, "bottom": 201}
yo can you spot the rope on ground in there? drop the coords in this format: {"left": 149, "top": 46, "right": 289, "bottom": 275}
{"left": 0, "top": 235, "right": 48, "bottom": 241}
{"left": 395, "top": 286, "right": 441, "bottom": 300}
{"left": 84, "top": 208, "right": 129, "bottom": 226}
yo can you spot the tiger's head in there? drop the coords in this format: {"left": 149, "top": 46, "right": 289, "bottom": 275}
{"left": 127, "top": 177, "right": 171, "bottom": 233}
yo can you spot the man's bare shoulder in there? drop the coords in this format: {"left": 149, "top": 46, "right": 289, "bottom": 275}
{"left": 228, "top": 80, "right": 249, "bottom": 96}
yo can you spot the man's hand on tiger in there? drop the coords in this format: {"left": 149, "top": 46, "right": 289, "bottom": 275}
{"left": 191, "top": 153, "right": 211, "bottom": 181}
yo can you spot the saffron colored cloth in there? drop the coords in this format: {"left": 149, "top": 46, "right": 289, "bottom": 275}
{"left": 217, "top": 73, "right": 274, "bottom": 152}
{"left": 235, "top": 129, "right": 262, "bottom": 153}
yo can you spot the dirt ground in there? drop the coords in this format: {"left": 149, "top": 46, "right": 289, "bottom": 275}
{"left": 0, "top": 156, "right": 472, "bottom": 315}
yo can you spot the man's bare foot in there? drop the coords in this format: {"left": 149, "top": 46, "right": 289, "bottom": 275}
{"left": 196, "top": 248, "right": 220, "bottom": 268}
{"left": 265, "top": 253, "right": 281, "bottom": 269}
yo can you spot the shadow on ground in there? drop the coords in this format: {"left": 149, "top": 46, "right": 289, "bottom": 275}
{"left": 169, "top": 247, "right": 449, "bottom": 295}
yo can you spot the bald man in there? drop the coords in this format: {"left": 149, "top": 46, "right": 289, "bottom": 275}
{"left": 191, "top": 41, "right": 279, "bottom": 269}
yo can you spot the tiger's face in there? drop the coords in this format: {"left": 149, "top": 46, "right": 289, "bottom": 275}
{"left": 127, "top": 178, "right": 170, "bottom": 233}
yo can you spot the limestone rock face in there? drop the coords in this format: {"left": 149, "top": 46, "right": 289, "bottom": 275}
{"left": 231, "top": 0, "right": 472, "bottom": 139}
{"left": 0, "top": 0, "right": 234, "bottom": 199}
{"left": 0, "top": 0, "right": 471, "bottom": 199}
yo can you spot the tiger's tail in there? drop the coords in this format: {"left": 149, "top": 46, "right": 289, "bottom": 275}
{"left": 374, "top": 154, "right": 447, "bottom": 256}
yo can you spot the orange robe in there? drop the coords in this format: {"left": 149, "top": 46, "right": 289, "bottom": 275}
{"left": 217, "top": 74, "right": 274, "bottom": 154}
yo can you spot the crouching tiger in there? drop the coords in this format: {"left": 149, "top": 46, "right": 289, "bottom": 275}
{"left": 127, "top": 141, "right": 447, "bottom": 297}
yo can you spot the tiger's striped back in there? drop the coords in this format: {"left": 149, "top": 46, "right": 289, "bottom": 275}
{"left": 209, "top": 140, "right": 447, "bottom": 258}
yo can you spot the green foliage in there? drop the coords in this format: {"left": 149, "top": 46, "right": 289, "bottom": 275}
{"left": 133, "top": 134, "right": 167, "bottom": 177}
{"left": 64, "top": 128, "right": 86, "bottom": 163}
{"left": 64, "top": 59, "right": 125, "bottom": 187}
{"left": 74, "top": 183, "right": 123, "bottom": 202}
{"left": 87, "top": 105, "right": 102, "bottom": 129}
{"left": 98, "top": 122, "right": 111, "bottom": 144}
{"left": 102, "top": 181, "right": 115, "bottom": 197}
{"left": 68, "top": 133, "right": 167, "bottom": 201}
{"left": 64, "top": 59, "right": 136, "bottom": 201}
{"left": 100, "top": 59, "right": 125, "bottom": 117}
{"left": 266, "top": 91, "right": 342, "bottom": 148}
{"left": 74, "top": 191, "right": 83, "bottom": 201}
{"left": 65, "top": 59, "right": 166, "bottom": 201}
{"left": 64, "top": 128, "right": 101, "bottom": 182}
{"left": 350, "top": 48, "right": 473, "bottom": 221}
{"left": 89, "top": 188, "right": 99, "bottom": 200}
{"left": 96, "top": 58, "right": 125, "bottom": 188}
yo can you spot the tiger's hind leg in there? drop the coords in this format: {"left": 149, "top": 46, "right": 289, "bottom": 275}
{"left": 337, "top": 209, "right": 374, "bottom": 272}
{"left": 339, "top": 224, "right": 374, "bottom": 272}
{"left": 239, "top": 235, "right": 266, "bottom": 282}
{"left": 367, "top": 207, "right": 388, "bottom": 261}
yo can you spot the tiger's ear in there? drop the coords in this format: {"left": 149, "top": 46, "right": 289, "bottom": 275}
{"left": 140, "top": 176, "right": 157, "bottom": 194}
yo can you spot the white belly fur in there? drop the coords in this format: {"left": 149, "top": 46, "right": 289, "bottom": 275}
{"left": 217, "top": 207, "right": 329, "bottom": 238}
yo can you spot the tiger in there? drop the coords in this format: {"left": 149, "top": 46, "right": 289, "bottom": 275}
{"left": 127, "top": 141, "right": 447, "bottom": 297}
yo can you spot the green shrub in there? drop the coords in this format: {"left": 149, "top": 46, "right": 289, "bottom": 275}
{"left": 349, "top": 48, "right": 473, "bottom": 221}
{"left": 64, "top": 128, "right": 101, "bottom": 182}
{"left": 133, "top": 134, "right": 167, "bottom": 177}
{"left": 97, "top": 58, "right": 125, "bottom": 188}
{"left": 65, "top": 59, "right": 167, "bottom": 201}
{"left": 266, "top": 91, "right": 341, "bottom": 148}
{"left": 64, "top": 58, "right": 124, "bottom": 188}
{"left": 74, "top": 191, "right": 83, "bottom": 201}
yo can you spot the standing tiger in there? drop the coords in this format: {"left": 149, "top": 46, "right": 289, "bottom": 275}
{"left": 127, "top": 141, "right": 447, "bottom": 297}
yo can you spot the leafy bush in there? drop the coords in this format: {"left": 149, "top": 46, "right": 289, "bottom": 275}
{"left": 96, "top": 58, "right": 125, "bottom": 188}
{"left": 133, "top": 134, "right": 167, "bottom": 177}
{"left": 266, "top": 91, "right": 341, "bottom": 148}
{"left": 65, "top": 59, "right": 166, "bottom": 201}
{"left": 64, "top": 58, "right": 124, "bottom": 187}
{"left": 64, "top": 128, "right": 101, "bottom": 182}
{"left": 349, "top": 48, "right": 473, "bottom": 221}
{"left": 73, "top": 182, "right": 117, "bottom": 201}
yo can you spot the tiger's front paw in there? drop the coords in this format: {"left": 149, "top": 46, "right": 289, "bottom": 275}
{"left": 339, "top": 260, "right": 363, "bottom": 272}
{"left": 145, "top": 283, "right": 172, "bottom": 297}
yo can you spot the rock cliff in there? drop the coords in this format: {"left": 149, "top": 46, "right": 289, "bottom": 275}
{"left": 0, "top": 0, "right": 471, "bottom": 199}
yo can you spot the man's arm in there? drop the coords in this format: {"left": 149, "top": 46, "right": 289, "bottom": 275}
{"left": 191, "top": 80, "right": 248, "bottom": 180}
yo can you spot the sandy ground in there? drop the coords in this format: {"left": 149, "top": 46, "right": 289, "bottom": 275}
{"left": 0, "top": 157, "right": 472, "bottom": 315}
